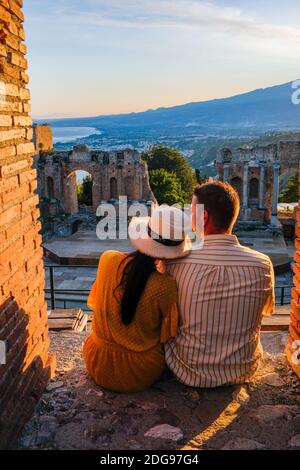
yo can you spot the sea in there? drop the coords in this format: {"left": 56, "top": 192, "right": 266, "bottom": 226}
{"left": 52, "top": 127, "right": 102, "bottom": 181}
{"left": 52, "top": 126, "right": 102, "bottom": 144}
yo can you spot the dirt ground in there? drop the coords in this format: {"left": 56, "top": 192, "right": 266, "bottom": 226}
{"left": 15, "top": 330, "right": 300, "bottom": 450}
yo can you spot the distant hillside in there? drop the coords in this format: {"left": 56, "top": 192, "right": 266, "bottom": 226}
{"left": 43, "top": 80, "right": 300, "bottom": 132}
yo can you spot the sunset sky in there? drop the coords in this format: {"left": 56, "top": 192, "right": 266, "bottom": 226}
{"left": 24, "top": 0, "right": 300, "bottom": 119}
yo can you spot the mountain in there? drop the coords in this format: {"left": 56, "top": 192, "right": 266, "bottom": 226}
{"left": 43, "top": 80, "right": 300, "bottom": 132}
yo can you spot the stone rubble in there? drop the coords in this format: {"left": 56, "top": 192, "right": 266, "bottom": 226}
{"left": 15, "top": 330, "right": 300, "bottom": 451}
{"left": 144, "top": 424, "right": 184, "bottom": 442}
{"left": 288, "top": 434, "right": 300, "bottom": 449}
{"left": 222, "top": 438, "right": 266, "bottom": 451}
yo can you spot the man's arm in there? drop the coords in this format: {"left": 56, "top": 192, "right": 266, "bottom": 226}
{"left": 262, "top": 260, "right": 275, "bottom": 316}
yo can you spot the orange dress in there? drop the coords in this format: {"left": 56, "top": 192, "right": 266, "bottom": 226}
{"left": 83, "top": 250, "right": 179, "bottom": 393}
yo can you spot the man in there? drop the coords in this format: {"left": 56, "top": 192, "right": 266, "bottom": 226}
{"left": 165, "top": 181, "right": 275, "bottom": 388}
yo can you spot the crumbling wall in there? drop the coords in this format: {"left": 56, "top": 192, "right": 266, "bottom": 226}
{"left": 37, "top": 146, "right": 155, "bottom": 217}
{"left": 0, "top": 0, "right": 54, "bottom": 449}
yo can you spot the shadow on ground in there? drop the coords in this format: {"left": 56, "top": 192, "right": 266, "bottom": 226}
{"left": 15, "top": 331, "right": 300, "bottom": 450}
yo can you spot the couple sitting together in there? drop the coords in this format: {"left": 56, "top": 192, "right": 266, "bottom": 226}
{"left": 83, "top": 181, "right": 275, "bottom": 392}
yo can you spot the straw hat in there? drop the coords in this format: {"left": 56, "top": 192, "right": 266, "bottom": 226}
{"left": 128, "top": 205, "right": 192, "bottom": 260}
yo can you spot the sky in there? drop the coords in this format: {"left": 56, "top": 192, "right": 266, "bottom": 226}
{"left": 23, "top": 0, "right": 300, "bottom": 119}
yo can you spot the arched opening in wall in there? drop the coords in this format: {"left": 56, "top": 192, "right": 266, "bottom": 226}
{"left": 110, "top": 177, "right": 118, "bottom": 199}
{"left": 125, "top": 176, "right": 135, "bottom": 200}
{"left": 230, "top": 177, "right": 242, "bottom": 203}
{"left": 46, "top": 176, "right": 55, "bottom": 198}
{"left": 76, "top": 171, "right": 93, "bottom": 212}
{"left": 65, "top": 170, "right": 94, "bottom": 214}
{"left": 249, "top": 177, "right": 259, "bottom": 206}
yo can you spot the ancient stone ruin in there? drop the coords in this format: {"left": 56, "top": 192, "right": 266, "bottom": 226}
{"left": 216, "top": 143, "right": 300, "bottom": 224}
{"left": 34, "top": 142, "right": 155, "bottom": 239}
{"left": 36, "top": 145, "right": 154, "bottom": 216}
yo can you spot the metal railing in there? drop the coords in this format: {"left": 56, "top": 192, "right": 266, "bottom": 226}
{"left": 45, "top": 265, "right": 293, "bottom": 311}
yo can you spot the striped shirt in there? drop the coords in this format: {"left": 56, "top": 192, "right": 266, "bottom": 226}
{"left": 165, "top": 234, "right": 275, "bottom": 388}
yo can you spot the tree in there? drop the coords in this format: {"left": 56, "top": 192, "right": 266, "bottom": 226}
{"left": 77, "top": 175, "right": 93, "bottom": 206}
{"left": 143, "top": 145, "right": 196, "bottom": 202}
{"left": 279, "top": 173, "right": 299, "bottom": 203}
{"left": 195, "top": 168, "right": 206, "bottom": 185}
{"left": 149, "top": 169, "right": 186, "bottom": 206}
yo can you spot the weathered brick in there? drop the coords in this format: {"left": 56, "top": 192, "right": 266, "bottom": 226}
{"left": 0, "top": 44, "right": 6, "bottom": 57}
{"left": 19, "top": 86, "right": 29, "bottom": 100}
{"left": 18, "top": 168, "right": 36, "bottom": 184}
{"left": 0, "top": 59, "right": 20, "bottom": 79}
{"left": 20, "top": 194, "right": 39, "bottom": 212}
{"left": 6, "top": 18, "right": 18, "bottom": 36}
{"left": 13, "top": 115, "right": 31, "bottom": 127}
{"left": 16, "top": 142, "right": 34, "bottom": 155}
{"left": 0, "top": 114, "right": 13, "bottom": 127}
{"left": 18, "top": 26, "right": 25, "bottom": 41}
{"left": 0, "top": 203, "right": 20, "bottom": 227}
{"left": 22, "top": 102, "right": 30, "bottom": 113}
{"left": 4, "top": 33, "right": 19, "bottom": 50}
{"left": 0, "top": 174, "right": 18, "bottom": 194}
{"left": 19, "top": 42, "right": 26, "bottom": 54}
{"left": 0, "top": 5, "right": 11, "bottom": 23}
{"left": 2, "top": 181, "right": 29, "bottom": 204}
{"left": 20, "top": 70, "right": 28, "bottom": 83}
{"left": 9, "top": 51, "right": 27, "bottom": 69}
{"left": 0, "top": 145, "right": 16, "bottom": 159}
{"left": 0, "top": 100, "right": 23, "bottom": 113}
{"left": 0, "top": 128, "right": 25, "bottom": 142}
{"left": 1, "top": 158, "right": 28, "bottom": 177}
{"left": 3, "top": 82, "right": 18, "bottom": 97}
{"left": 26, "top": 127, "right": 32, "bottom": 140}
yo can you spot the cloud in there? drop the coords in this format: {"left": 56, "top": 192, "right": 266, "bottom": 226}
{"left": 54, "top": 0, "right": 300, "bottom": 43}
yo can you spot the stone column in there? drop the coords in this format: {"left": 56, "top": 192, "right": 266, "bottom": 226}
{"left": 259, "top": 161, "right": 266, "bottom": 209}
{"left": 243, "top": 162, "right": 249, "bottom": 208}
{"left": 223, "top": 164, "right": 230, "bottom": 182}
{"left": 271, "top": 163, "right": 281, "bottom": 225}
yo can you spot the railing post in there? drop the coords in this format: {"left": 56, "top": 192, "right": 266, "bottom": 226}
{"left": 281, "top": 287, "right": 285, "bottom": 306}
{"left": 49, "top": 266, "right": 56, "bottom": 310}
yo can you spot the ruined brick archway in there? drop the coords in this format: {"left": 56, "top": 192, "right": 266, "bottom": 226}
{"left": 37, "top": 145, "right": 154, "bottom": 217}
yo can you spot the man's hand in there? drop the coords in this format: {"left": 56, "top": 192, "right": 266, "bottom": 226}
{"left": 155, "top": 260, "right": 166, "bottom": 273}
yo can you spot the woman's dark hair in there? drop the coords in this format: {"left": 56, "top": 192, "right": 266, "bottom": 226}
{"left": 115, "top": 251, "right": 157, "bottom": 325}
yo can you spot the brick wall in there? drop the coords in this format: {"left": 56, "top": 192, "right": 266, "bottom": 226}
{"left": 286, "top": 167, "right": 300, "bottom": 378}
{"left": 0, "top": 0, "right": 55, "bottom": 449}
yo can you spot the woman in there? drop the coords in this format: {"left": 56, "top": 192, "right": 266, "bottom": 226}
{"left": 83, "top": 206, "right": 191, "bottom": 392}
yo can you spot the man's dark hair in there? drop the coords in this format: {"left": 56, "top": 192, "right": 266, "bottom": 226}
{"left": 194, "top": 181, "right": 240, "bottom": 231}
